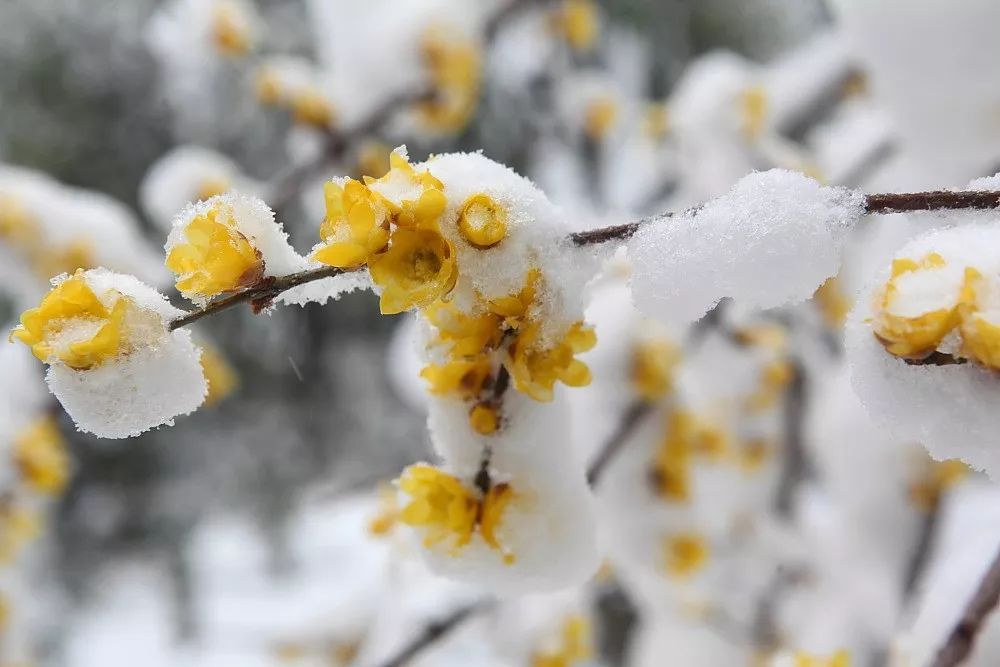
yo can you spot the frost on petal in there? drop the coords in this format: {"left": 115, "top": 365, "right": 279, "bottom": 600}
{"left": 628, "top": 169, "right": 865, "bottom": 324}
{"left": 406, "top": 393, "right": 600, "bottom": 594}
{"left": 10, "top": 269, "right": 207, "bottom": 439}
{"left": 846, "top": 225, "right": 1000, "bottom": 477}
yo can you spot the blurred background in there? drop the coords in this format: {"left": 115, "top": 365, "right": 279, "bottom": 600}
{"left": 4, "top": 0, "right": 1000, "bottom": 665}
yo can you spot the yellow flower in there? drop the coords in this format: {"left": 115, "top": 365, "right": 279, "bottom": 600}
{"left": 420, "top": 357, "right": 493, "bottom": 400}
{"left": 643, "top": 103, "right": 670, "bottom": 141}
{"left": 0, "top": 502, "right": 40, "bottom": 566}
{"left": 872, "top": 253, "right": 961, "bottom": 359}
{"left": 32, "top": 238, "right": 95, "bottom": 280}
{"left": 531, "top": 615, "right": 592, "bottom": 667}
{"left": 313, "top": 180, "right": 391, "bottom": 269}
{"left": 0, "top": 193, "right": 39, "bottom": 246}
{"left": 13, "top": 417, "right": 70, "bottom": 495}
{"left": 10, "top": 271, "right": 129, "bottom": 370}
{"left": 813, "top": 276, "right": 851, "bottom": 329}
{"left": 488, "top": 269, "right": 542, "bottom": 331}
{"left": 548, "top": 0, "right": 600, "bottom": 53}
{"left": 424, "top": 301, "right": 504, "bottom": 358}
{"left": 652, "top": 412, "right": 729, "bottom": 501}
{"left": 457, "top": 194, "right": 508, "bottom": 249}
{"left": 290, "top": 88, "right": 336, "bottom": 129}
{"left": 354, "top": 140, "right": 392, "bottom": 180}
{"left": 739, "top": 439, "right": 771, "bottom": 473}
{"left": 195, "top": 175, "right": 230, "bottom": 202}
{"left": 632, "top": 337, "right": 681, "bottom": 402}
{"left": 909, "top": 458, "right": 969, "bottom": 511}
{"left": 398, "top": 464, "right": 515, "bottom": 562}
{"left": 663, "top": 532, "right": 710, "bottom": 579}
{"left": 369, "top": 227, "right": 457, "bottom": 314}
{"left": 368, "top": 483, "right": 400, "bottom": 537}
{"left": 506, "top": 322, "right": 596, "bottom": 402}
{"left": 416, "top": 29, "right": 482, "bottom": 132}
{"left": 583, "top": 96, "right": 618, "bottom": 141}
{"left": 740, "top": 86, "right": 768, "bottom": 140}
{"left": 469, "top": 402, "right": 500, "bottom": 435}
{"left": 166, "top": 202, "right": 264, "bottom": 299}
{"left": 254, "top": 66, "right": 283, "bottom": 105}
{"left": 794, "top": 649, "right": 851, "bottom": 667}
{"left": 958, "top": 267, "right": 1000, "bottom": 369}
{"left": 746, "top": 359, "right": 794, "bottom": 412}
{"left": 365, "top": 149, "right": 448, "bottom": 231}
{"left": 211, "top": 0, "right": 253, "bottom": 57}
{"left": 200, "top": 344, "right": 238, "bottom": 406}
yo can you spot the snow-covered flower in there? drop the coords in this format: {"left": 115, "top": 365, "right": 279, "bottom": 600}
{"left": 847, "top": 224, "right": 1000, "bottom": 477}
{"left": 166, "top": 192, "right": 307, "bottom": 305}
{"left": 9, "top": 269, "right": 207, "bottom": 438}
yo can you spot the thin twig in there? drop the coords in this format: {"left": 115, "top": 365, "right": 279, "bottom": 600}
{"left": 775, "top": 359, "right": 809, "bottom": 517}
{"left": 168, "top": 266, "right": 354, "bottom": 330}
{"left": 587, "top": 400, "right": 654, "bottom": 487}
{"left": 930, "top": 545, "right": 1000, "bottom": 667}
{"left": 903, "top": 500, "right": 941, "bottom": 600}
{"left": 370, "top": 600, "right": 496, "bottom": 667}
{"left": 569, "top": 191, "right": 1000, "bottom": 247}
{"left": 474, "top": 365, "right": 512, "bottom": 494}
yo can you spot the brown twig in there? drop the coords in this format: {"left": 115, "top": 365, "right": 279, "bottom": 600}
{"left": 569, "top": 191, "right": 1000, "bottom": 247}
{"left": 903, "top": 499, "right": 941, "bottom": 601}
{"left": 474, "top": 365, "right": 512, "bottom": 494}
{"left": 370, "top": 600, "right": 496, "bottom": 667}
{"left": 775, "top": 359, "right": 809, "bottom": 517}
{"left": 930, "top": 545, "right": 1000, "bottom": 667}
{"left": 587, "top": 400, "right": 654, "bottom": 487}
{"left": 168, "top": 266, "right": 354, "bottom": 330}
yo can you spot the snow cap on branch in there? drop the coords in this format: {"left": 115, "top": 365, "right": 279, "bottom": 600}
{"left": 628, "top": 169, "right": 865, "bottom": 325}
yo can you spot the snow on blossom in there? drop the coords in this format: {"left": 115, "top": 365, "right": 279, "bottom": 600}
{"left": 10, "top": 269, "right": 207, "bottom": 438}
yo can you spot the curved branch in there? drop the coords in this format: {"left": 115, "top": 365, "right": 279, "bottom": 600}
{"left": 168, "top": 266, "right": 354, "bottom": 330}
{"left": 370, "top": 600, "right": 496, "bottom": 667}
{"left": 931, "top": 545, "right": 1000, "bottom": 667}
{"left": 569, "top": 190, "right": 1000, "bottom": 247}
{"left": 586, "top": 400, "right": 653, "bottom": 487}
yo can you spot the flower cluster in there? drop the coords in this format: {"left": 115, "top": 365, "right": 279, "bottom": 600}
{"left": 313, "top": 147, "right": 598, "bottom": 435}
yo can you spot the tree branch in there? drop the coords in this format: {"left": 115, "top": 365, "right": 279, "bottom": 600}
{"left": 569, "top": 190, "right": 1000, "bottom": 247}
{"left": 168, "top": 266, "right": 354, "bottom": 330}
{"left": 930, "top": 544, "right": 1000, "bottom": 667}
{"left": 587, "top": 400, "right": 654, "bottom": 487}
{"left": 369, "top": 600, "right": 496, "bottom": 667}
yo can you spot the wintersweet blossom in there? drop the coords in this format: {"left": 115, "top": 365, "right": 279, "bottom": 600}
{"left": 506, "top": 322, "right": 596, "bottom": 402}
{"left": 10, "top": 269, "right": 207, "bottom": 438}
{"left": 548, "top": 0, "right": 600, "bottom": 53}
{"left": 166, "top": 200, "right": 264, "bottom": 300}
{"left": 397, "top": 463, "right": 516, "bottom": 564}
{"left": 662, "top": 532, "right": 710, "bottom": 580}
{"left": 12, "top": 417, "right": 69, "bottom": 495}
{"left": 530, "top": 615, "right": 592, "bottom": 667}
{"left": 632, "top": 336, "right": 681, "bottom": 402}
{"left": 312, "top": 180, "right": 391, "bottom": 269}
{"left": 415, "top": 28, "right": 482, "bottom": 133}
